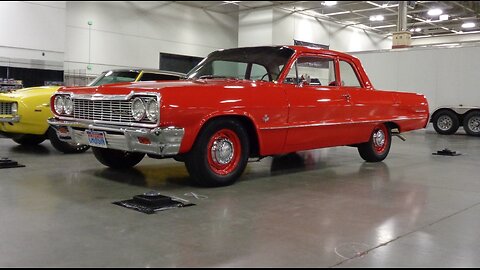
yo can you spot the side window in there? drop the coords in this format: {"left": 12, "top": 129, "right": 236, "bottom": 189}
{"left": 250, "top": 64, "right": 269, "bottom": 81}
{"left": 284, "top": 56, "right": 337, "bottom": 87}
{"left": 139, "top": 73, "right": 181, "bottom": 81}
{"left": 339, "top": 61, "right": 362, "bottom": 87}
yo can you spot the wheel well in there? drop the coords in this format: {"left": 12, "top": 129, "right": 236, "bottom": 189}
{"left": 385, "top": 122, "right": 400, "bottom": 133}
{"left": 200, "top": 115, "right": 260, "bottom": 157}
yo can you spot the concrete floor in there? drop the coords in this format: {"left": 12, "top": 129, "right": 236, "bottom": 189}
{"left": 0, "top": 126, "right": 479, "bottom": 267}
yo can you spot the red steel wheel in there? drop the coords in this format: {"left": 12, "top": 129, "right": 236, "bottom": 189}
{"left": 185, "top": 119, "right": 250, "bottom": 187}
{"left": 358, "top": 123, "right": 392, "bottom": 162}
{"left": 372, "top": 124, "right": 389, "bottom": 155}
{"left": 207, "top": 129, "right": 242, "bottom": 176}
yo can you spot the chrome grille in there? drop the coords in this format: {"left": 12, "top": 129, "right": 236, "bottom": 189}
{"left": 73, "top": 99, "right": 134, "bottom": 123}
{"left": 0, "top": 102, "right": 12, "bottom": 115}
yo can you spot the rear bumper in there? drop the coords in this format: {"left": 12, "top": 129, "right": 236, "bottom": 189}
{"left": 48, "top": 118, "right": 184, "bottom": 157}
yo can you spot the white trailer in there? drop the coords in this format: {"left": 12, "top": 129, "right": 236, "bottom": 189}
{"left": 353, "top": 44, "right": 480, "bottom": 136}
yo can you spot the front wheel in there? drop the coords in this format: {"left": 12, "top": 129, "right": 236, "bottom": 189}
{"left": 463, "top": 111, "right": 480, "bottom": 136}
{"left": 358, "top": 123, "right": 392, "bottom": 162}
{"left": 185, "top": 119, "right": 250, "bottom": 187}
{"left": 92, "top": 148, "right": 145, "bottom": 169}
{"left": 48, "top": 128, "right": 90, "bottom": 154}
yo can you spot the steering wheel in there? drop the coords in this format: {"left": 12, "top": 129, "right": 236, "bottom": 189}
{"left": 260, "top": 73, "right": 270, "bottom": 81}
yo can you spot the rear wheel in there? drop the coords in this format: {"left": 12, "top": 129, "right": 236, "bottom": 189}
{"left": 47, "top": 128, "right": 89, "bottom": 154}
{"left": 358, "top": 123, "right": 391, "bottom": 162}
{"left": 12, "top": 134, "right": 46, "bottom": 146}
{"left": 463, "top": 111, "right": 480, "bottom": 136}
{"left": 92, "top": 147, "right": 145, "bottom": 169}
{"left": 185, "top": 119, "right": 250, "bottom": 187}
{"left": 432, "top": 110, "right": 459, "bottom": 135}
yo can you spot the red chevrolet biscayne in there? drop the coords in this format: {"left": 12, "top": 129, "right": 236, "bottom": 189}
{"left": 49, "top": 46, "right": 429, "bottom": 186}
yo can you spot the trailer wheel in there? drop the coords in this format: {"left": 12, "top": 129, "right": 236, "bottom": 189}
{"left": 463, "top": 111, "right": 480, "bottom": 136}
{"left": 432, "top": 110, "right": 459, "bottom": 135}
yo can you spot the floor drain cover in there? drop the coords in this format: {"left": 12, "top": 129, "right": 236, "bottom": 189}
{"left": 113, "top": 191, "right": 195, "bottom": 214}
{"left": 0, "top": 157, "right": 25, "bottom": 169}
{"left": 432, "top": 148, "right": 461, "bottom": 156}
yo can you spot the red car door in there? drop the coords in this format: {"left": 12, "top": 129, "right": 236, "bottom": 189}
{"left": 281, "top": 55, "right": 353, "bottom": 153}
{"left": 337, "top": 59, "right": 398, "bottom": 143}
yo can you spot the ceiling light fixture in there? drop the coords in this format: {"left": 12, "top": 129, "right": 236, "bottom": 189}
{"left": 322, "top": 1, "right": 337, "bottom": 6}
{"left": 223, "top": 1, "right": 241, "bottom": 5}
{"left": 369, "top": 15, "right": 384, "bottom": 21}
{"left": 427, "top": 8, "right": 443, "bottom": 16}
{"left": 439, "top": 14, "right": 449, "bottom": 21}
{"left": 462, "top": 22, "right": 475, "bottom": 29}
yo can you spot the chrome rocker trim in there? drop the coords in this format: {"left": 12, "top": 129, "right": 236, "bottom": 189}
{"left": 48, "top": 118, "right": 184, "bottom": 157}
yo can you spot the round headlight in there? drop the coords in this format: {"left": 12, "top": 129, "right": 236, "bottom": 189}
{"left": 54, "top": 95, "right": 65, "bottom": 114}
{"left": 64, "top": 96, "right": 73, "bottom": 115}
{"left": 131, "top": 97, "right": 146, "bottom": 121}
{"left": 11, "top": 102, "right": 18, "bottom": 115}
{"left": 146, "top": 99, "right": 159, "bottom": 122}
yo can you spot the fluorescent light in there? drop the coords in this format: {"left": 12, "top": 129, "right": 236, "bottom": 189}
{"left": 439, "top": 14, "right": 449, "bottom": 21}
{"left": 322, "top": 1, "right": 337, "bottom": 6}
{"left": 369, "top": 15, "right": 384, "bottom": 21}
{"left": 427, "top": 8, "right": 443, "bottom": 16}
{"left": 462, "top": 22, "right": 476, "bottom": 29}
{"left": 223, "top": 1, "right": 241, "bottom": 5}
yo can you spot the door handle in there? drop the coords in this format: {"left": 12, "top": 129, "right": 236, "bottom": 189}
{"left": 342, "top": 94, "right": 351, "bottom": 101}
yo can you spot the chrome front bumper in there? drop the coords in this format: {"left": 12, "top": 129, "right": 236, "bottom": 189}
{"left": 48, "top": 119, "right": 184, "bottom": 157}
{"left": 0, "top": 116, "right": 20, "bottom": 123}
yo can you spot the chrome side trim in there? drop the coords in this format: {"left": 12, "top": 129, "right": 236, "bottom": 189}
{"left": 48, "top": 118, "right": 184, "bottom": 156}
{"left": 259, "top": 117, "right": 427, "bottom": 130}
{"left": 0, "top": 116, "right": 20, "bottom": 123}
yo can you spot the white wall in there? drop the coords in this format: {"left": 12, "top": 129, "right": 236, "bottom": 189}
{"left": 412, "top": 32, "right": 480, "bottom": 46}
{"left": 353, "top": 45, "right": 480, "bottom": 110}
{"left": 65, "top": 1, "right": 238, "bottom": 75}
{"left": 0, "top": 1, "right": 65, "bottom": 70}
{"left": 239, "top": 8, "right": 392, "bottom": 52}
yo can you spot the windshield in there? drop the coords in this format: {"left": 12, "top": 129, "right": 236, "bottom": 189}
{"left": 186, "top": 46, "right": 295, "bottom": 82}
{"left": 88, "top": 70, "right": 140, "bottom": 86}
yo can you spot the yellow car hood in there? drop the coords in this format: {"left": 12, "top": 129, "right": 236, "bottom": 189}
{"left": 0, "top": 86, "right": 61, "bottom": 101}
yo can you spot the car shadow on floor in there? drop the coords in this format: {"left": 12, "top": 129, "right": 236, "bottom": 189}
{"left": 8, "top": 144, "right": 51, "bottom": 155}
{"left": 89, "top": 163, "right": 192, "bottom": 189}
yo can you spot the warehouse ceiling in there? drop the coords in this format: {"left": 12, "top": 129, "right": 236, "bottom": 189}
{"left": 179, "top": 1, "right": 480, "bottom": 37}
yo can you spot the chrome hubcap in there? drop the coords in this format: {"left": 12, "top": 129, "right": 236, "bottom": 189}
{"left": 211, "top": 138, "right": 234, "bottom": 165}
{"left": 373, "top": 129, "right": 386, "bottom": 148}
{"left": 437, "top": 115, "right": 453, "bottom": 131}
{"left": 468, "top": 116, "right": 480, "bottom": 133}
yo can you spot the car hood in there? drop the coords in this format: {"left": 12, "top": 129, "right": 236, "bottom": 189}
{"left": 0, "top": 86, "right": 61, "bottom": 100}
{"left": 58, "top": 80, "right": 263, "bottom": 96}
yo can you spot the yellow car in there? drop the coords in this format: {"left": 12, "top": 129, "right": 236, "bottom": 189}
{"left": 0, "top": 69, "right": 184, "bottom": 153}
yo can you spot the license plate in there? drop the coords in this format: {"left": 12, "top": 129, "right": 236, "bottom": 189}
{"left": 86, "top": 130, "right": 107, "bottom": 148}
